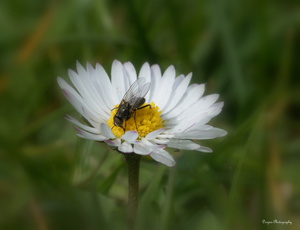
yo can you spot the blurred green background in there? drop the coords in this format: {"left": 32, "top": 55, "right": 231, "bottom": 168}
{"left": 0, "top": 0, "right": 299, "bottom": 229}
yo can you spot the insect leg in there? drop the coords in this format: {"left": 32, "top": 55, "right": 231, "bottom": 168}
{"left": 111, "top": 107, "right": 118, "bottom": 111}
{"left": 137, "top": 104, "right": 151, "bottom": 110}
{"left": 134, "top": 110, "right": 139, "bottom": 132}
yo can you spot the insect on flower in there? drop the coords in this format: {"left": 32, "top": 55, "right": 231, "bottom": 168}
{"left": 112, "top": 77, "right": 151, "bottom": 132}
{"left": 58, "top": 60, "right": 228, "bottom": 166}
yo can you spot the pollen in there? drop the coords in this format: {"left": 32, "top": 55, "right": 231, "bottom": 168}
{"left": 107, "top": 102, "right": 164, "bottom": 138}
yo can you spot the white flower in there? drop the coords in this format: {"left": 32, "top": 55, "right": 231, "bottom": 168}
{"left": 57, "top": 60, "right": 227, "bottom": 167}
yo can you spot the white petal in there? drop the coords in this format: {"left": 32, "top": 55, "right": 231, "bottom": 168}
{"left": 104, "top": 138, "right": 121, "bottom": 147}
{"left": 82, "top": 106, "right": 106, "bottom": 124}
{"left": 76, "top": 60, "right": 87, "bottom": 77}
{"left": 58, "top": 83, "right": 98, "bottom": 127}
{"left": 145, "top": 128, "right": 165, "bottom": 140}
{"left": 150, "top": 150, "right": 175, "bottom": 167}
{"left": 134, "top": 143, "right": 152, "bottom": 155}
{"left": 141, "top": 138, "right": 166, "bottom": 150}
{"left": 121, "top": 131, "right": 139, "bottom": 143}
{"left": 118, "top": 141, "right": 133, "bottom": 153}
{"left": 195, "top": 94, "right": 220, "bottom": 110}
{"left": 76, "top": 133, "right": 106, "bottom": 141}
{"left": 177, "top": 107, "right": 216, "bottom": 123}
{"left": 68, "top": 66, "right": 110, "bottom": 117}
{"left": 155, "top": 65, "right": 175, "bottom": 111}
{"left": 73, "top": 126, "right": 106, "bottom": 141}
{"left": 171, "top": 103, "right": 216, "bottom": 124}
{"left": 87, "top": 62, "right": 114, "bottom": 112}
{"left": 173, "top": 74, "right": 184, "bottom": 89}
{"left": 152, "top": 138, "right": 170, "bottom": 144}
{"left": 166, "top": 139, "right": 200, "bottom": 150}
{"left": 95, "top": 63, "right": 119, "bottom": 106}
{"left": 149, "top": 64, "right": 162, "bottom": 103}
{"left": 57, "top": 76, "right": 90, "bottom": 112}
{"left": 174, "top": 128, "right": 228, "bottom": 140}
{"left": 179, "top": 94, "right": 219, "bottom": 119}
{"left": 207, "top": 102, "right": 224, "bottom": 118}
{"left": 211, "top": 101, "right": 224, "bottom": 109}
{"left": 187, "top": 123, "right": 213, "bottom": 132}
{"left": 162, "top": 84, "right": 205, "bottom": 120}
{"left": 162, "top": 73, "right": 192, "bottom": 114}
{"left": 138, "top": 62, "right": 151, "bottom": 102}
{"left": 207, "top": 107, "right": 222, "bottom": 118}
{"left": 123, "top": 69, "right": 130, "bottom": 93}
{"left": 123, "top": 62, "right": 137, "bottom": 85}
{"left": 100, "top": 123, "right": 115, "bottom": 139}
{"left": 191, "top": 125, "right": 213, "bottom": 131}
{"left": 157, "top": 134, "right": 175, "bottom": 139}
{"left": 166, "top": 113, "right": 209, "bottom": 133}
{"left": 111, "top": 60, "right": 126, "bottom": 101}
{"left": 68, "top": 68, "right": 105, "bottom": 115}
{"left": 195, "top": 146, "right": 213, "bottom": 153}
{"left": 65, "top": 115, "right": 100, "bottom": 134}
{"left": 139, "top": 62, "right": 151, "bottom": 81}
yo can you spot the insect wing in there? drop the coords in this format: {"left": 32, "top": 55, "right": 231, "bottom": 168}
{"left": 122, "top": 77, "right": 151, "bottom": 107}
{"left": 122, "top": 78, "right": 145, "bottom": 101}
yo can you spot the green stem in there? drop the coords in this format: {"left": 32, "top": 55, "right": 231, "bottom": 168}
{"left": 124, "top": 153, "right": 142, "bottom": 230}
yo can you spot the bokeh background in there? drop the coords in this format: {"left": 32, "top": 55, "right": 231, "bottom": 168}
{"left": 1, "top": 0, "right": 299, "bottom": 229}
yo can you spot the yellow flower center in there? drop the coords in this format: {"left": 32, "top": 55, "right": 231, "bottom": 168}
{"left": 107, "top": 102, "right": 164, "bottom": 138}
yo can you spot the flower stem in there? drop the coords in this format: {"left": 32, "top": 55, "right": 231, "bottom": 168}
{"left": 124, "top": 153, "right": 142, "bottom": 230}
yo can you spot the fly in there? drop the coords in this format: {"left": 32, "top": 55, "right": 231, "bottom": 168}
{"left": 112, "top": 77, "right": 151, "bottom": 132}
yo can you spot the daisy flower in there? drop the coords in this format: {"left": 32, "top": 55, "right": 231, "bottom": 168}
{"left": 57, "top": 60, "right": 227, "bottom": 167}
